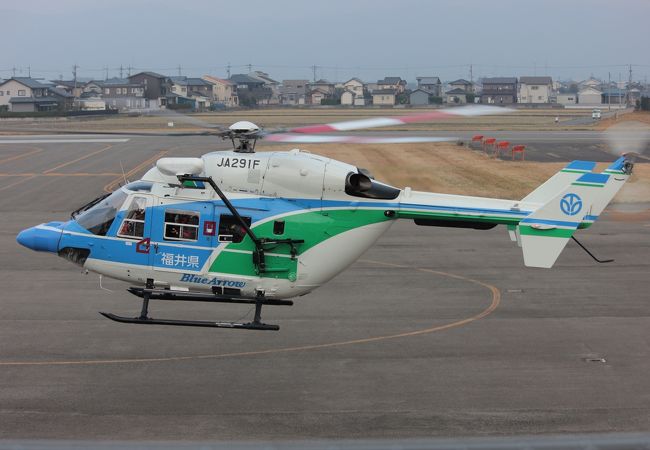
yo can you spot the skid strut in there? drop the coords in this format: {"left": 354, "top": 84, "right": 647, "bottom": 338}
{"left": 100, "top": 280, "right": 288, "bottom": 331}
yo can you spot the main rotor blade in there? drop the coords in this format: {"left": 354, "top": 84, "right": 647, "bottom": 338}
{"left": 140, "top": 108, "right": 228, "bottom": 132}
{"left": 263, "top": 133, "right": 457, "bottom": 144}
{"left": 286, "top": 105, "right": 514, "bottom": 134}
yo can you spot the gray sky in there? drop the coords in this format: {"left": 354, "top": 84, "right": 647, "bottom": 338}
{"left": 2, "top": 0, "right": 649, "bottom": 84}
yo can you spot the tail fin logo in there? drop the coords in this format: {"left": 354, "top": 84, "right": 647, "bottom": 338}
{"left": 560, "top": 193, "right": 583, "bottom": 216}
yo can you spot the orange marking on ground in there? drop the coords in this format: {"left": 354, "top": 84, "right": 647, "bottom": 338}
{"left": 42, "top": 144, "right": 113, "bottom": 174}
{"left": 0, "top": 147, "right": 42, "bottom": 165}
{"left": 0, "top": 260, "right": 500, "bottom": 366}
{"left": 0, "top": 175, "right": 36, "bottom": 192}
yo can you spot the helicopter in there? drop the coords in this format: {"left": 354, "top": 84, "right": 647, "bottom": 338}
{"left": 16, "top": 106, "right": 634, "bottom": 331}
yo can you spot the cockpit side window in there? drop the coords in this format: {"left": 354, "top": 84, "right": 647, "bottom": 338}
{"left": 76, "top": 190, "right": 128, "bottom": 236}
{"left": 117, "top": 196, "right": 147, "bottom": 239}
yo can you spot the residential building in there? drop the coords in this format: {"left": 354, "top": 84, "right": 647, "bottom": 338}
{"left": 578, "top": 77, "right": 601, "bottom": 90}
{"left": 51, "top": 80, "right": 85, "bottom": 98}
{"left": 249, "top": 71, "right": 280, "bottom": 104}
{"left": 449, "top": 79, "right": 474, "bottom": 93}
{"left": 518, "top": 76, "right": 553, "bottom": 104}
{"left": 577, "top": 86, "right": 602, "bottom": 105}
{"left": 310, "top": 79, "right": 336, "bottom": 96}
{"left": 230, "top": 74, "right": 272, "bottom": 105}
{"left": 377, "top": 77, "right": 407, "bottom": 94}
{"left": 99, "top": 77, "right": 147, "bottom": 110}
{"left": 416, "top": 76, "right": 441, "bottom": 97}
{"left": 0, "top": 77, "right": 72, "bottom": 112}
{"left": 128, "top": 72, "right": 172, "bottom": 106}
{"left": 279, "top": 79, "right": 309, "bottom": 105}
{"left": 556, "top": 93, "right": 577, "bottom": 105}
{"left": 409, "top": 88, "right": 431, "bottom": 106}
{"left": 372, "top": 88, "right": 397, "bottom": 106}
{"left": 341, "top": 78, "right": 366, "bottom": 106}
{"left": 601, "top": 87, "right": 626, "bottom": 105}
{"left": 170, "top": 77, "right": 213, "bottom": 100}
{"left": 445, "top": 88, "right": 468, "bottom": 104}
{"left": 203, "top": 75, "right": 238, "bottom": 107}
{"left": 309, "top": 88, "right": 331, "bottom": 105}
{"left": 480, "top": 77, "right": 518, "bottom": 104}
{"left": 341, "top": 89, "right": 356, "bottom": 106}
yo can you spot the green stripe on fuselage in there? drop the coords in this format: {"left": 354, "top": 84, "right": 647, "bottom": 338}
{"left": 209, "top": 209, "right": 391, "bottom": 279}
{"left": 519, "top": 225, "right": 575, "bottom": 238}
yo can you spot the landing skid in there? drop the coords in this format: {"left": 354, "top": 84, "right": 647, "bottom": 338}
{"left": 99, "top": 312, "right": 279, "bottom": 330}
{"left": 100, "top": 279, "right": 288, "bottom": 331}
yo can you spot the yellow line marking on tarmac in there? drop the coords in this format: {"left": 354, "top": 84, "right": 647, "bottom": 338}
{"left": 0, "top": 175, "right": 36, "bottom": 192}
{"left": 0, "top": 260, "right": 500, "bottom": 366}
{"left": 0, "top": 147, "right": 43, "bottom": 165}
{"left": 42, "top": 144, "right": 113, "bottom": 174}
{"left": 103, "top": 150, "right": 169, "bottom": 193}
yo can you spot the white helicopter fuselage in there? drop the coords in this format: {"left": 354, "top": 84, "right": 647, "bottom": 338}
{"left": 20, "top": 148, "right": 626, "bottom": 301}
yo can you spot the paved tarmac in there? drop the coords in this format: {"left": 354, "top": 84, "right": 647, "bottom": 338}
{"left": 0, "top": 136, "right": 649, "bottom": 441}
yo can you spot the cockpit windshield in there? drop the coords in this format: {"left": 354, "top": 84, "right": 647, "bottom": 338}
{"left": 75, "top": 189, "right": 128, "bottom": 236}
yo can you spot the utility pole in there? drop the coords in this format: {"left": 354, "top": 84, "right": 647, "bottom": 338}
{"left": 104, "top": 66, "right": 109, "bottom": 81}
{"left": 127, "top": 65, "right": 133, "bottom": 77}
{"left": 72, "top": 64, "right": 78, "bottom": 92}
{"left": 27, "top": 66, "right": 31, "bottom": 78}
{"left": 608, "top": 72, "right": 612, "bottom": 111}
{"left": 469, "top": 64, "right": 473, "bottom": 84}
{"left": 177, "top": 64, "right": 182, "bottom": 76}
{"left": 12, "top": 66, "right": 16, "bottom": 77}
{"left": 226, "top": 62, "right": 231, "bottom": 79}
{"left": 119, "top": 64, "right": 124, "bottom": 79}
{"left": 311, "top": 64, "right": 318, "bottom": 82}
{"left": 247, "top": 63, "right": 252, "bottom": 73}
{"left": 627, "top": 63, "right": 633, "bottom": 106}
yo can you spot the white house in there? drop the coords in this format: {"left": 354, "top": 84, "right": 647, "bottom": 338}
{"left": 578, "top": 87, "right": 602, "bottom": 105}
{"left": 518, "top": 76, "right": 553, "bottom": 104}
{"left": 372, "top": 89, "right": 396, "bottom": 106}
{"left": 341, "top": 89, "right": 355, "bottom": 106}
{"left": 0, "top": 77, "right": 51, "bottom": 111}
{"left": 556, "top": 93, "right": 577, "bottom": 105}
{"left": 341, "top": 78, "right": 365, "bottom": 105}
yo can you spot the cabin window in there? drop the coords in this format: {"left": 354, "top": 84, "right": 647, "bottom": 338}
{"left": 218, "top": 214, "right": 251, "bottom": 243}
{"left": 164, "top": 210, "right": 199, "bottom": 241}
{"left": 117, "top": 196, "right": 147, "bottom": 239}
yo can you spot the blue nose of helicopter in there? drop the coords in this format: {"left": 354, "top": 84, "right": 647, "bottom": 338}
{"left": 16, "top": 222, "right": 64, "bottom": 253}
